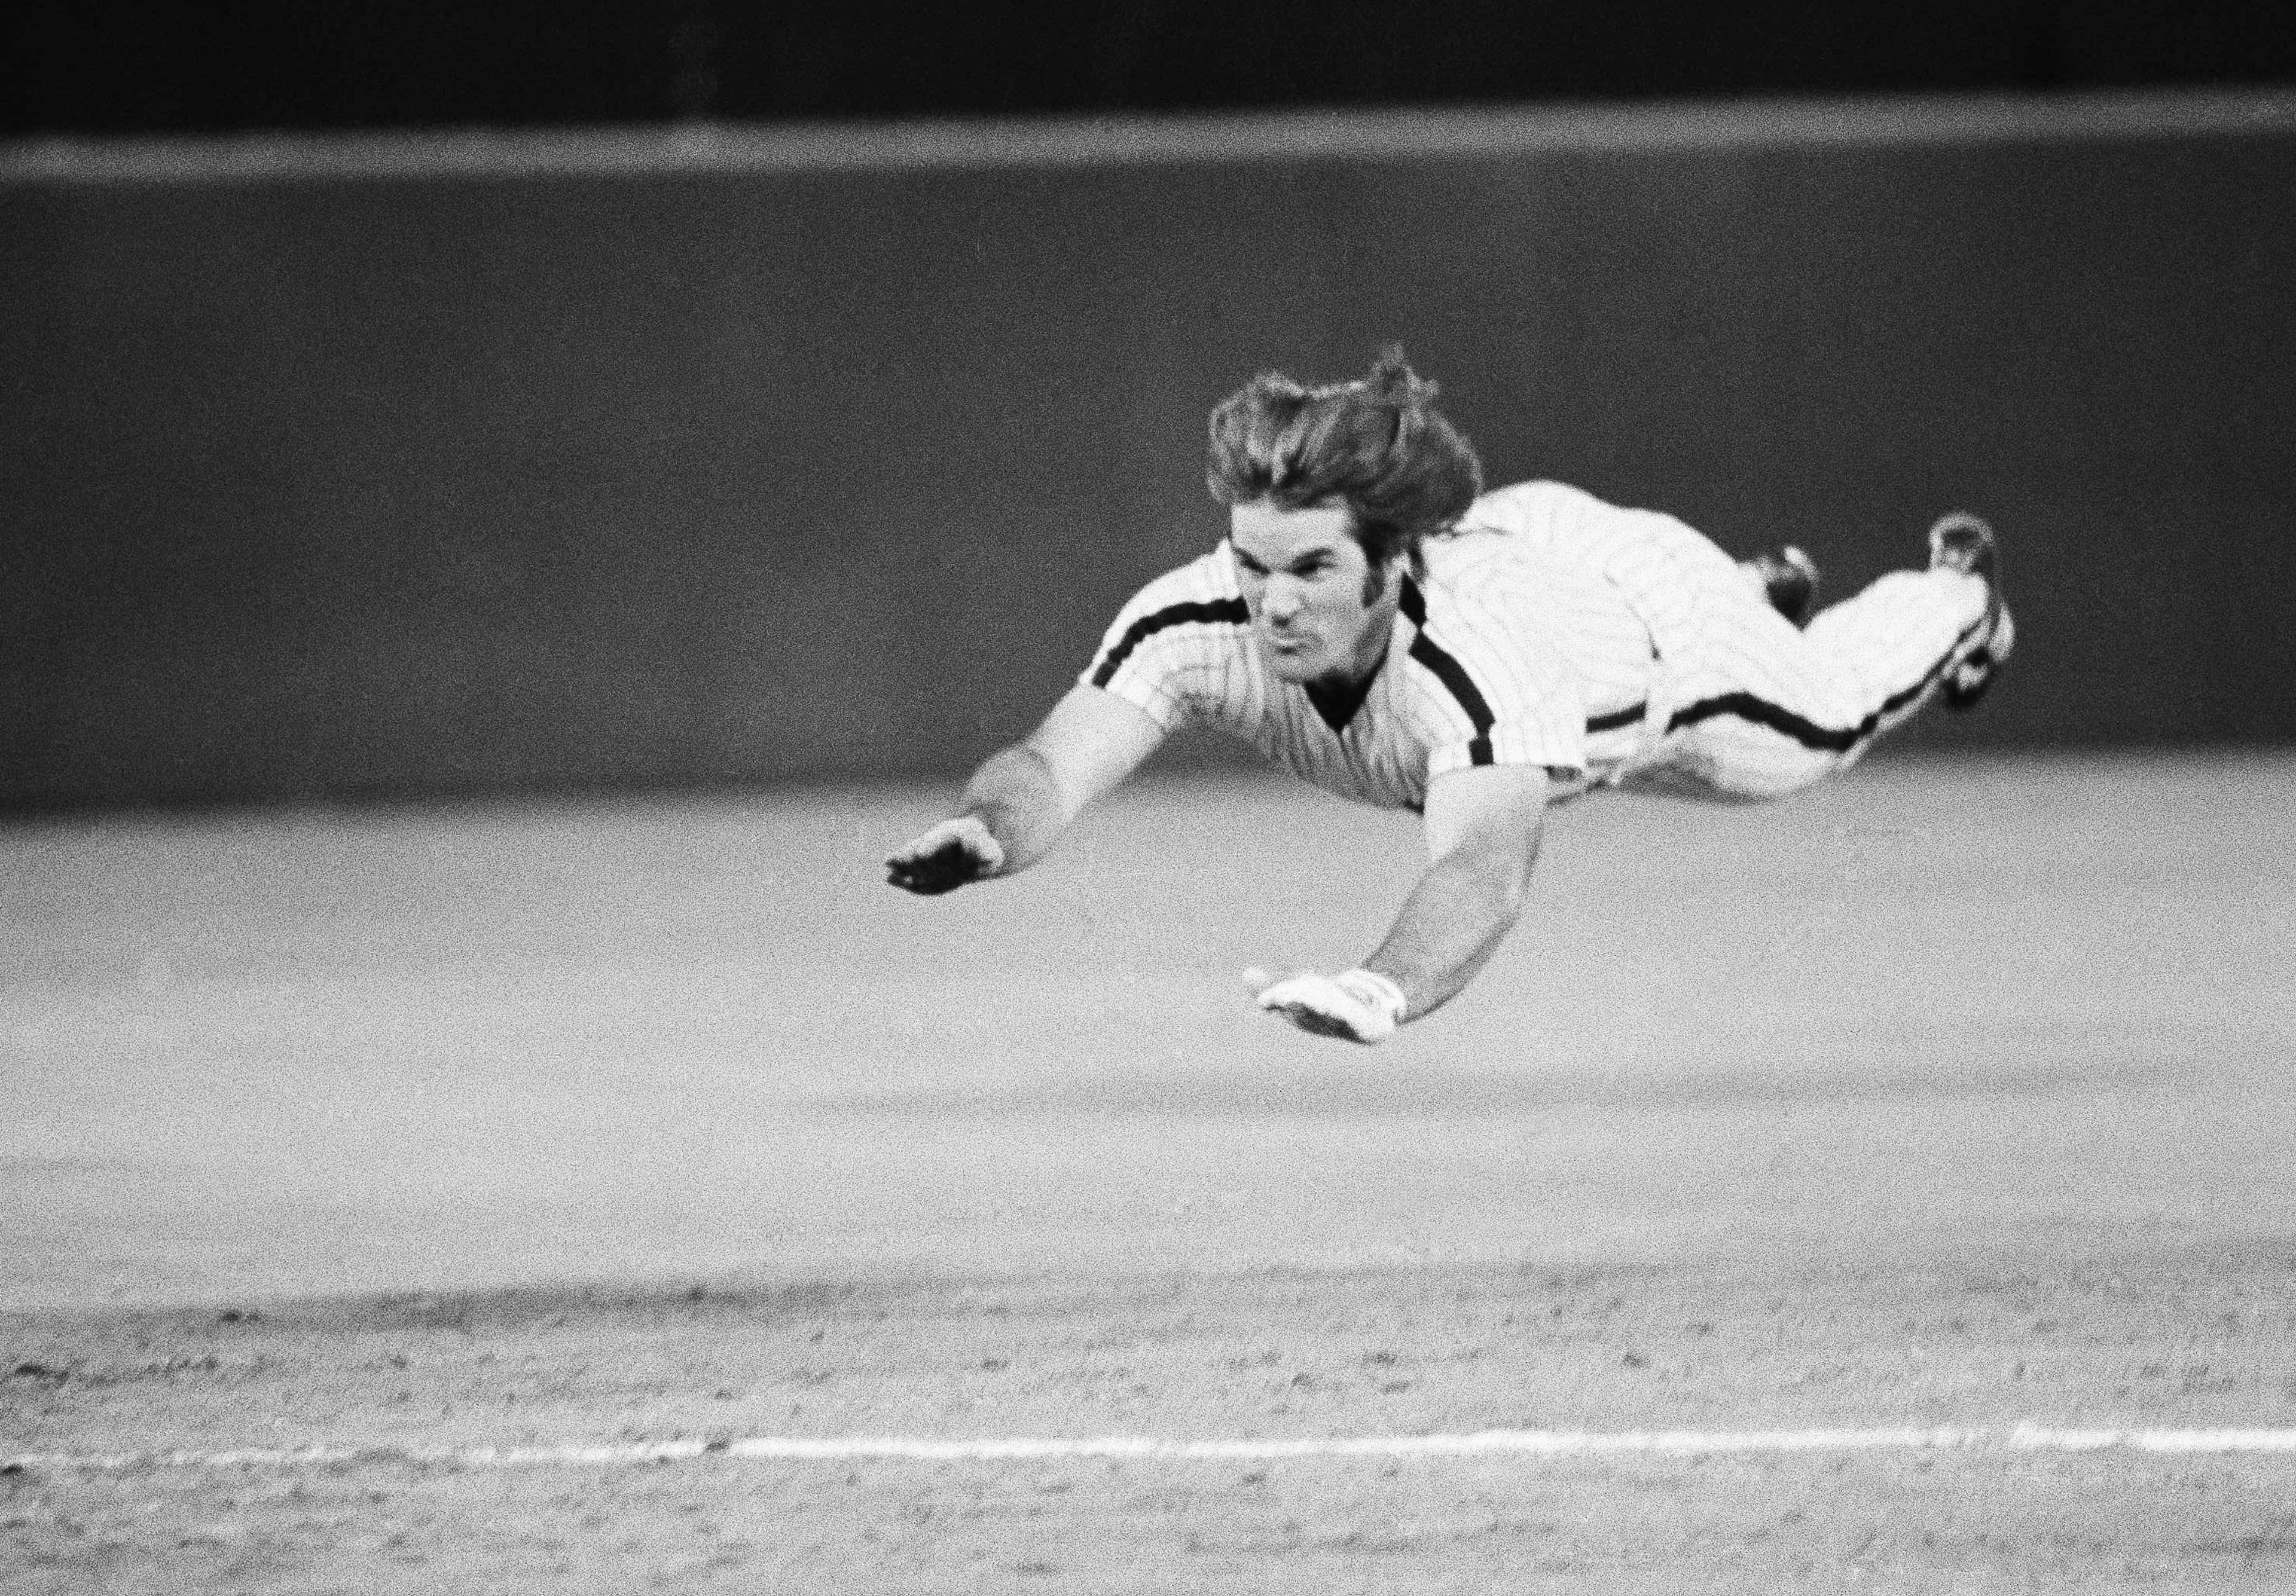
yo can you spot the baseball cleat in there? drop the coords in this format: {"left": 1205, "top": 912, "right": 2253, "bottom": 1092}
{"left": 1749, "top": 545, "right": 1822, "bottom": 626}
{"left": 1928, "top": 512, "right": 2013, "bottom": 710}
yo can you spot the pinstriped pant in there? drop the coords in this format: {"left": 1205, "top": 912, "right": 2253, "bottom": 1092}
{"left": 1612, "top": 523, "right": 1992, "bottom": 800}
{"left": 1467, "top": 482, "right": 1993, "bottom": 801}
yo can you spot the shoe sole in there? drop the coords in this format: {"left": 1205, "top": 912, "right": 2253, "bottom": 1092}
{"left": 1930, "top": 513, "right": 2010, "bottom": 710}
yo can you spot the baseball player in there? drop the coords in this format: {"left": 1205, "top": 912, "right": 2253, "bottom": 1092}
{"left": 886, "top": 350, "right": 2012, "bottom": 1043}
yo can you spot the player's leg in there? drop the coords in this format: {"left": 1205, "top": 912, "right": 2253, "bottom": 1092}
{"left": 1803, "top": 512, "right": 2013, "bottom": 716}
{"left": 1629, "top": 515, "right": 2008, "bottom": 800}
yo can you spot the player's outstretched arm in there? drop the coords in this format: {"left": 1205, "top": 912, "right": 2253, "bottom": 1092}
{"left": 886, "top": 684, "right": 1165, "bottom": 894}
{"left": 1247, "top": 763, "right": 1551, "bottom": 1041}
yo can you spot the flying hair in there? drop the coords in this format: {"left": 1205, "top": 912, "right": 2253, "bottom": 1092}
{"left": 1204, "top": 346, "right": 1485, "bottom": 571}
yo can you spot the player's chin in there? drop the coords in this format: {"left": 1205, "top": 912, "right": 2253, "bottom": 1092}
{"left": 1256, "top": 640, "right": 1326, "bottom": 681}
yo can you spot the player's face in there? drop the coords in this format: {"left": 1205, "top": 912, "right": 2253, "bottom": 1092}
{"left": 1229, "top": 500, "right": 1398, "bottom": 685}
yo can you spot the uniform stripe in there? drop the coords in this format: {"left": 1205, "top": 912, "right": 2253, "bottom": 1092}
{"left": 1399, "top": 578, "right": 1497, "bottom": 766}
{"left": 1089, "top": 598, "right": 1249, "bottom": 688}
{"left": 1587, "top": 702, "right": 1645, "bottom": 733}
{"left": 1397, "top": 576, "right": 1430, "bottom": 628}
{"left": 1667, "top": 613, "right": 1989, "bottom": 750}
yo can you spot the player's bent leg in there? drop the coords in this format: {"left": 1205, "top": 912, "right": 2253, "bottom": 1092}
{"left": 1621, "top": 610, "right": 1873, "bottom": 801}
{"left": 1626, "top": 519, "right": 2001, "bottom": 801}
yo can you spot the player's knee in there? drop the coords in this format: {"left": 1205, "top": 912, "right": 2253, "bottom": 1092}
{"left": 1663, "top": 732, "right": 1845, "bottom": 801}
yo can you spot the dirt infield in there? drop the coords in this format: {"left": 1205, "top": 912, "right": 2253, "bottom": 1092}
{"left": 9, "top": 1253, "right": 2296, "bottom": 1592}
{"left": 5, "top": 752, "right": 2295, "bottom": 1589}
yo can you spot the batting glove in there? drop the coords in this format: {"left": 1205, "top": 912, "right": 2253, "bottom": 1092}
{"left": 886, "top": 815, "right": 1006, "bottom": 895}
{"left": 1243, "top": 967, "right": 1408, "bottom": 1044}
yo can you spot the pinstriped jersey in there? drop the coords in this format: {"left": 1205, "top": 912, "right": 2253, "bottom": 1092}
{"left": 1458, "top": 479, "right": 1740, "bottom": 668}
{"left": 1081, "top": 500, "right": 1660, "bottom": 811}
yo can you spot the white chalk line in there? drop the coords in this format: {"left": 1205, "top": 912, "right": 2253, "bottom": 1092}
{"left": 13, "top": 1426, "right": 2296, "bottom": 1473}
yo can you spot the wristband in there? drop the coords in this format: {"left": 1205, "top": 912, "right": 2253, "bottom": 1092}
{"left": 1333, "top": 968, "right": 1408, "bottom": 1029}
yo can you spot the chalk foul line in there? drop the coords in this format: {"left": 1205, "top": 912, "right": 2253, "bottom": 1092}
{"left": 12, "top": 1426, "right": 2296, "bottom": 1473}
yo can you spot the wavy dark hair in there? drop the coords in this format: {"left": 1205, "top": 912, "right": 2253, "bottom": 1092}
{"left": 1204, "top": 346, "right": 1484, "bottom": 572}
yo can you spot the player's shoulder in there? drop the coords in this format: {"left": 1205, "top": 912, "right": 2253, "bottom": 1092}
{"left": 1399, "top": 567, "right": 1558, "bottom": 678}
{"left": 1416, "top": 513, "right": 1588, "bottom": 623}
{"left": 1394, "top": 571, "right": 1587, "bottom": 773}
{"left": 1405, "top": 554, "right": 1591, "bottom": 715}
{"left": 1457, "top": 478, "right": 1621, "bottom": 535}
{"left": 1087, "top": 543, "right": 1251, "bottom": 693}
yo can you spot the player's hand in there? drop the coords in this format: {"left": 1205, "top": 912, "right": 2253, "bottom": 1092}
{"left": 1242, "top": 966, "right": 1407, "bottom": 1044}
{"left": 886, "top": 815, "right": 1006, "bottom": 895}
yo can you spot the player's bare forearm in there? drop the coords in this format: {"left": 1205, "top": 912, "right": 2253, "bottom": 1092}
{"left": 1364, "top": 824, "right": 1540, "bottom": 1020}
{"left": 1246, "top": 763, "right": 1550, "bottom": 1041}
{"left": 1366, "top": 763, "right": 1550, "bottom": 1020}
{"left": 886, "top": 684, "right": 1165, "bottom": 896}
{"left": 958, "top": 742, "right": 1067, "bottom": 875}
{"left": 883, "top": 742, "right": 1061, "bottom": 895}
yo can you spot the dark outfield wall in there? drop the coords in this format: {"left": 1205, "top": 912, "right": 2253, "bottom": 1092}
{"left": 4, "top": 96, "right": 2294, "bottom": 809}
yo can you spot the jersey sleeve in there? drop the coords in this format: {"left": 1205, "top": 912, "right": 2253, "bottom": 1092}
{"left": 1077, "top": 552, "right": 1251, "bottom": 733}
{"left": 1403, "top": 585, "right": 1588, "bottom": 780}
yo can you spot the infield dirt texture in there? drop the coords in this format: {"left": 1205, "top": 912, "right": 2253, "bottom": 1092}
{"left": 6, "top": 752, "right": 2295, "bottom": 1592}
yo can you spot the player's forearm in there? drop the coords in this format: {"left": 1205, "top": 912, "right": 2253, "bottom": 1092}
{"left": 957, "top": 742, "right": 1071, "bottom": 875}
{"left": 1364, "top": 835, "right": 1537, "bottom": 1020}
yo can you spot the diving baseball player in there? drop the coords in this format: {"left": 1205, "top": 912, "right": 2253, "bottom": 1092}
{"left": 886, "top": 350, "right": 2013, "bottom": 1043}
